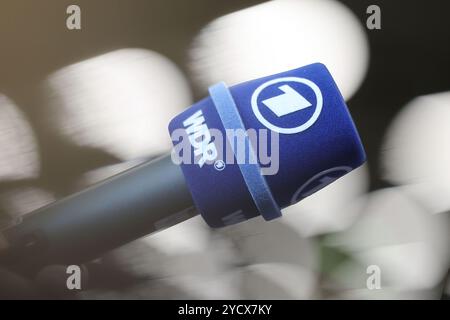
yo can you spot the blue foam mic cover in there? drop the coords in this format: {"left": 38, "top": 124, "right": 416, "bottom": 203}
{"left": 168, "top": 63, "right": 366, "bottom": 228}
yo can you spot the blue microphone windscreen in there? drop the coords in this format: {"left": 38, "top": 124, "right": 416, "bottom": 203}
{"left": 169, "top": 63, "right": 366, "bottom": 228}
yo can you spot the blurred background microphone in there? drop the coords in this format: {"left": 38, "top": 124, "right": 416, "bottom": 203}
{"left": 0, "top": 0, "right": 449, "bottom": 299}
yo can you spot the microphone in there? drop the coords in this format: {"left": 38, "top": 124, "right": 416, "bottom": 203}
{"left": 0, "top": 63, "right": 365, "bottom": 270}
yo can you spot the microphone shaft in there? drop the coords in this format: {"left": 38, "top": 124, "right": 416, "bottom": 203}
{"left": 0, "top": 154, "right": 196, "bottom": 269}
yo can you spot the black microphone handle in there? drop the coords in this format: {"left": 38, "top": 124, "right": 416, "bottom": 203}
{"left": 0, "top": 154, "right": 197, "bottom": 271}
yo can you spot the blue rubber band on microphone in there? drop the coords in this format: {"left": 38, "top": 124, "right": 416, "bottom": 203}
{"left": 208, "top": 82, "right": 282, "bottom": 221}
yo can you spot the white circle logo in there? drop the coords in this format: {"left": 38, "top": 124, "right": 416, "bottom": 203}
{"left": 214, "top": 159, "right": 226, "bottom": 171}
{"left": 251, "top": 77, "right": 323, "bottom": 134}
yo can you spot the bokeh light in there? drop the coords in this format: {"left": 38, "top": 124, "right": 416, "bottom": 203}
{"left": 240, "top": 262, "right": 318, "bottom": 299}
{"left": 0, "top": 94, "right": 39, "bottom": 181}
{"left": 44, "top": 49, "right": 193, "bottom": 160}
{"left": 189, "top": 0, "right": 369, "bottom": 100}
{"left": 0, "top": 187, "right": 54, "bottom": 222}
{"left": 281, "top": 164, "right": 370, "bottom": 237}
{"left": 381, "top": 92, "right": 450, "bottom": 214}
{"left": 88, "top": 217, "right": 240, "bottom": 299}
{"left": 327, "top": 188, "right": 450, "bottom": 296}
{"left": 222, "top": 217, "right": 319, "bottom": 299}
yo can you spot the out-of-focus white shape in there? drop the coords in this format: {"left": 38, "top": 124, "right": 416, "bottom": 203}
{"left": 164, "top": 256, "right": 241, "bottom": 299}
{"left": 381, "top": 92, "right": 450, "bottom": 214}
{"left": 99, "top": 225, "right": 240, "bottom": 299}
{"left": 222, "top": 217, "right": 318, "bottom": 299}
{"left": 327, "top": 188, "right": 450, "bottom": 293}
{"left": 143, "top": 215, "right": 210, "bottom": 256}
{"left": 0, "top": 187, "right": 54, "bottom": 218}
{"left": 0, "top": 187, "right": 55, "bottom": 230}
{"left": 223, "top": 217, "right": 318, "bottom": 267}
{"left": 189, "top": 0, "right": 369, "bottom": 100}
{"left": 282, "top": 164, "right": 369, "bottom": 237}
{"left": 0, "top": 95, "right": 39, "bottom": 181}
{"left": 45, "top": 49, "right": 192, "bottom": 160}
{"left": 154, "top": 224, "right": 241, "bottom": 299}
{"left": 240, "top": 263, "right": 317, "bottom": 299}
